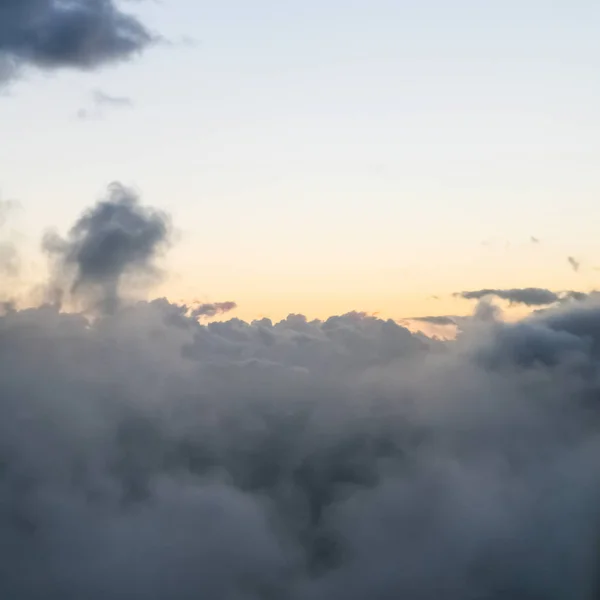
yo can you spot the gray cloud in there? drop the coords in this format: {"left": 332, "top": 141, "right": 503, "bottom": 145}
{"left": 190, "top": 301, "right": 238, "bottom": 319}
{"left": 531, "top": 236, "right": 540, "bottom": 243}
{"left": 456, "top": 287, "right": 589, "bottom": 307}
{"left": 568, "top": 256, "right": 581, "bottom": 272}
{"left": 562, "top": 290, "right": 589, "bottom": 302}
{"left": 43, "top": 182, "right": 171, "bottom": 313}
{"left": 3, "top": 190, "right": 600, "bottom": 598}
{"left": 410, "top": 315, "right": 457, "bottom": 326}
{"left": 0, "top": 0, "right": 155, "bottom": 82}
{"left": 1, "top": 291, "right": 600, "bottom": 598}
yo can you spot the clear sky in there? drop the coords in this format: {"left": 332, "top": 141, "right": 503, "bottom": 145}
{"left": 1, "top": 0, "right": 599, "bottom": 323}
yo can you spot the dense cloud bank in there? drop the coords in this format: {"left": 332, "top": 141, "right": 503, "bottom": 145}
{"left": 0, "top": 0, "right": 155, "bottom": 81}
{"left": 2, "top": 191, "right": 600, "bottom": 598}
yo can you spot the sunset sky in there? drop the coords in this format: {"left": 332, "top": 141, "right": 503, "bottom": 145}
{"left": 1, "top": 0, "right": 599, "bottom": 323}
{"left": 4, "top": 4, "right": 600, "bottom": 596}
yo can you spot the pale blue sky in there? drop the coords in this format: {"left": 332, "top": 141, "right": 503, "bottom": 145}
{"left": 1, "top": 0, "right": 599, "bottom": 320}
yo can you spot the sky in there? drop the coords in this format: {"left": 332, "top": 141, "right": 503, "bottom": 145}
{"left": 5, "top": 4, "right": 600, "bottom": 597}
{"left": 1, "top": 0, "right": 599, "bottom": 323}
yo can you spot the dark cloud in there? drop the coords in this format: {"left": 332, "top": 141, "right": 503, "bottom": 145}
{"left": 190, "top": 301, "right": 238, "bottom": 319}
{"left": 457, "top": 287, "right": 560, "bottom": 306}
{"left": 568, "top": 256, "right": 581, "bottom": 272}
{"left": 43, "top": 182, "right": 171, "bottom": 313}
{"left": 457, "top": 287, "right": 590, "bottom": 307}
{"left": 0, "top": 0, "right": 155, "bottom": 82}
{"left": 3, "top": 190, "right": 600, "bottom": 598}
{"left": 410, "top": 315, "right": 456, "bottom": 326}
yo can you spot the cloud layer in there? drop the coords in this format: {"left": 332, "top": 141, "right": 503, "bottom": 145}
{"left": 0, "top": 0, "right": 155, "bottom": 81}
{"left": 1, "top": 188, "right": 600, "bottom": 598}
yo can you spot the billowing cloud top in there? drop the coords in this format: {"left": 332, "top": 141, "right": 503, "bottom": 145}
{"left": 0, "top": 0, "right": 154, "bottom": 81}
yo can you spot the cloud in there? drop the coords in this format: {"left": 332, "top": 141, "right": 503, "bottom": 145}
{"left": 77, "top": 89, "right": 133, "bottom": 119}
{"left": 568, "top": 256, "right": 581, "bottom": 272}
{"left": 3, "top": 189, "right": 600, "bottom": 598}
{"left": 43, "top": 182, "right": 171, "bottom": 313}
{"left": 0, "top": 0, "right": 156, "bottom": 82}
{"left": 2, "top": 292, "right": 600, "bottom": 598}
{"left": 190, "top": 301, "right": 238, "bottom": 319}
{"left": 456, "top": 287, "right": 590, "bottom": 307}
{"left": 562, "top": 290, "right": 589, "bottom": 302}
{"left": 531, "top": 236, "right": 540, "bottom": 243}
{"left": 410, "top": 315, "right": 456, "bottom": 326}
{"left": 0, "top": 199, "right": 19, "bottom": 277}
{"left": 457, "top": 287, "right": 561, "bottom": 306}
{"left": 92, "top": 89, "right": 133, "bottom": 108}
{"left": 0, "top": 241, "right": 18, "bottom": 277}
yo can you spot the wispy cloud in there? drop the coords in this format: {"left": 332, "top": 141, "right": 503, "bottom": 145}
{"left": 456, "top": 287, "right": 588, "bottom": 307}
{"left": 409, "top": 315, "right": 456, "bottom": 326}
{"left": 190, "top": 301, "right": 238, "bottom": 319}
{"left": 568, "top": 256, "right": 580, "bottom": 272}
{"left": 77, "top": 90, "right": 134, "bottom": 120}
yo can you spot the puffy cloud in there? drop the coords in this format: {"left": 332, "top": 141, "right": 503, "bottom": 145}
{"left": 3, "top": 293, "right": 600, "bottom": 598}
{"left": 2, "top": 191, "right": 600, "bottom": 598}
{"left": 457, "top": 287, "right": 589, "bottom": 307}
{"left": 43, "top": 182, "right": 171, "bottom": 313}
{"left": 0, "top": 0, "right": 155, "bottom": 82}
{"left": 180, "top": 310, "right": 428, "bottom": 377}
